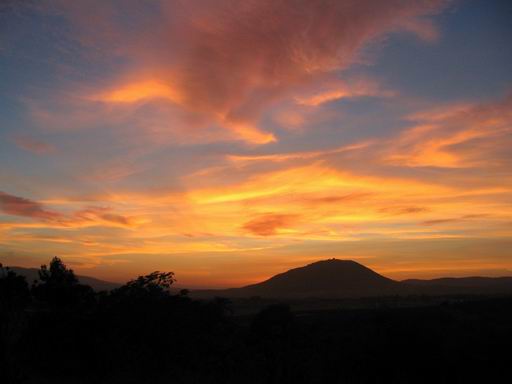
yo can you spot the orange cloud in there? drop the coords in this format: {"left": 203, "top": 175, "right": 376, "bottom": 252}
{"left": 243, "top": 213, "right": 299, "bottom": 236}
{"left": 226, "top": 141, "right": 373, "bottom": 164}
{"left": 94, "top": 81, "right": 182, "bottom": 104}
{"left": 386, "top": 96, "right": 512, "bottom": 168}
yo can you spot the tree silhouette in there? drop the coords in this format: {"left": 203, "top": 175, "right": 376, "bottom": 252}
{"left": 31, "top": 257, "right": 93, "bottom": 309}
{"left": 38, "top": 256, "right": 78, "bottom": 285}
{"left": 112, "top": 271, "right": 175, "bottom": 300}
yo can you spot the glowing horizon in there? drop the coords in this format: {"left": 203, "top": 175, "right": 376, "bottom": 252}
{"left": 1, "top": 0, "right": 511, "bottom": 288}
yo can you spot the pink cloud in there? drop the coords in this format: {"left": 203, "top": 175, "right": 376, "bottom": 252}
{"left": 44, "top": 0, "right": 447, "bottom": 144}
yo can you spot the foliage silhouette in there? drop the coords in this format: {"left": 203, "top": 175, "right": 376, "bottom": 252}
{"left": 31, "top": 257, "right": 94, "bottom": 309}
{"left": 111, "top": 271, "right": 175, "bottom": 301}
{"left": 38, "top": 256, "right": 79, "bottom": 285}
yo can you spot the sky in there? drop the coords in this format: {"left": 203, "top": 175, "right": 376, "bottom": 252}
{"left": 1, "top": 0, "right": 512, "bottom": 287}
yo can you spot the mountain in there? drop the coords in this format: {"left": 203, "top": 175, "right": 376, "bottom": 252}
{"left": 6, "top": 266, "right": 120, "bottom": 291}
{"left": 192, "top": 259, "right": 512, "bottom": 299}
{"left": 193, "top": 259, "right": 401, "bottom": 298}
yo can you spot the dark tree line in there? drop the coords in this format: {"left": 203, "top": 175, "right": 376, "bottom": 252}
{"left": 1, "top": 257, "right": 512, "bottom": 383}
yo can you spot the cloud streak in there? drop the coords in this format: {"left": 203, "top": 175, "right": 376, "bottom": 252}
{"left": 0, "top": 191, "right": 64, "bottom": 222}
{"left": 0, "top": 191, "right": 136, "bottom": 228}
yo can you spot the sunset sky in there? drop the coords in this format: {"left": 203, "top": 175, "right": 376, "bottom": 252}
{"left": 1, "top": 0, "right": 511, "bottom": 287}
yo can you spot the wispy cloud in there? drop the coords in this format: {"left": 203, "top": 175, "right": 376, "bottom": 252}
{"left": 295, "top": 78, "right": 395, "bottom": 106}
{"left": 385, "top": 96, "right": 512, "bottom": 168}
{"left": 38, "top": 0, "right": 446, "bottom": 144}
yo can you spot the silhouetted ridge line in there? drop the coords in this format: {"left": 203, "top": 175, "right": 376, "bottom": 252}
{"left": 402, "top": 276, "right": 512, "bottom": 294}
{"left": 192, "top": 259, "right": 512, "bottom": 298}
{"left": 193, "top": 258, "right": 401, "bottom": 298}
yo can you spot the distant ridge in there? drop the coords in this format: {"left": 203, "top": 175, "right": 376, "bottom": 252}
{"left": 193, "top": 259, "right": 401, "bottom": 298}
{"left": 402, "top": 276, "right": 512, "bottom": 295}
{"left": 192, "top": 259, "right": 512, "bottom": 299}
{"left": 6, "top": 266, "right": 120, "bottom": 291}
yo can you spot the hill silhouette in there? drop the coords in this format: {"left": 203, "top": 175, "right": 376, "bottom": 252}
{"left": 193, "top": 259, "right": 401, "bottom": 298}
{"left": 7, "top": 266, "right": 119, "bottom": 291}
{"left": 193, "top": 259, "right": 512, "bottom": 298}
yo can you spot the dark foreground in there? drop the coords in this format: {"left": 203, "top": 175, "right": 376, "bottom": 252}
{"left": 2, "top": 260, "right": 511, "bottom": 383}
